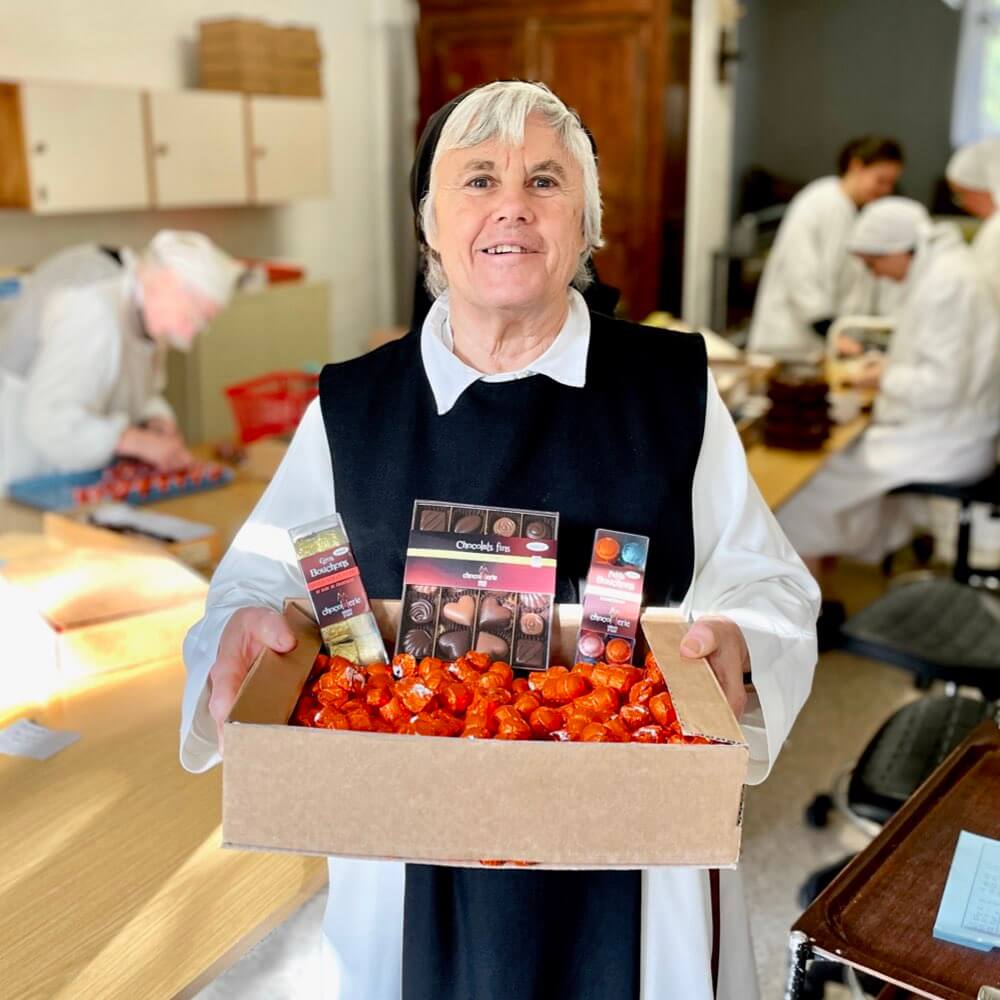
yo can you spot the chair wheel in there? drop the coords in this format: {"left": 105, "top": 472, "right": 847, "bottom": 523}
{"left": 805, "top": 793, "right": 834, "bottom": 828}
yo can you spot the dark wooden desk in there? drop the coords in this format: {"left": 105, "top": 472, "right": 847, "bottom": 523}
{"left": 786, "top": 721, "right": 1000, "bottom": 1000}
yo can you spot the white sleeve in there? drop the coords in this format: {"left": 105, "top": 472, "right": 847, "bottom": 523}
{"left": 179, "top": 398, "right": 336, "bottom": 772}
{"left": 22, "top": 290, "right": 129, "bottom": 471}
{"left": 879, "top": 272, "right": 974, "bottom": 413}
{"left": 139, "top": 346, "right": 176, "bottom": 424}
{"left": 780, "top": 203, "right": 840, "bottom": 325}
{"left": 680, "top": 375, "right": 821, "bottom": 784}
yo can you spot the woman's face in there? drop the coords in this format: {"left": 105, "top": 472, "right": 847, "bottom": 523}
{"left": 428, "top": 115, "right": 587, "bottom": 315}
{"left": 140, "top": 268, "right": 221, "bottom": 350}
{"left": 950, "top": 183, "right": 996, "bottom": 220}
{"left": 856, "top": 251, "right": 912, "bottom": 282}
{"left": 845, "top": 158, "right": 903, "bottom": 206}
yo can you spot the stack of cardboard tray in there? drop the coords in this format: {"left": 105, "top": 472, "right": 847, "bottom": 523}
{"left": 199, "top": 18, "right": 322, "bottom": 97}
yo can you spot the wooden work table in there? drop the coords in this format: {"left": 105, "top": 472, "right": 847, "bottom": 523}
{"left": 747, "top": 412, "right": 870, "bottom": 510}
{"left": 0, "top": 649, "right": 326, "bottom": 1000}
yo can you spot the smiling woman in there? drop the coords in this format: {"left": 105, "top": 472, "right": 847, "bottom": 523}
{"left": 181, "top": 78, "right": 820, "bottom": 1000}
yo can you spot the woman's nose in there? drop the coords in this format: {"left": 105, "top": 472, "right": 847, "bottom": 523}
{"left": 492, "top": 184, "right": 534, "bottom": 224}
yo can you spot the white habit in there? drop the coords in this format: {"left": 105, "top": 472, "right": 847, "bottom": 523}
{"left": 181, "top": 291, "right": 821, "bottom": 999}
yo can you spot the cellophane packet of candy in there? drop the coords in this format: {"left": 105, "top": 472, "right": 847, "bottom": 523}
{"left": 575, "top": 529, "right": 649, "bottom": 666}
{"left": 289, "top": 513, "right": 388, "bottom": 666}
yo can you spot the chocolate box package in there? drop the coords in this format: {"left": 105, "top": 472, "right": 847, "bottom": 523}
{"left": 221, "top": 599, "right": 749, "bottom": 869}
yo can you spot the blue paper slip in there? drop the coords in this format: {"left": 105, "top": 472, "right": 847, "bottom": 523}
{"left": 933, "top": 830, "right": 1000, "bottom": 952}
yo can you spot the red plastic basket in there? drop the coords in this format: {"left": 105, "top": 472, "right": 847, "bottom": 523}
{"left": 224, "top": 370, "right": 320, "bottom": 444}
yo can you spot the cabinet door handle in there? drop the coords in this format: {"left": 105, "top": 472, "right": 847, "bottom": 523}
{"left": 36, "top": 185, "right": 48, "bottom": 203}
{"left": 33, "top": 141, "right": 47, "bottom": 155}
{"left": 253, "top": 146, "right": 267, "bottom": 158}
{"left": 155, "top": 142, "right": 169, "bottom": 156}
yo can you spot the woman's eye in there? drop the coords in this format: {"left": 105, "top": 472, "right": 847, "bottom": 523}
{"left": 532, "top": 176, "right": 557, "bottom": 189}
{"left": 467, "top": 176, "right": 493, "bottom": 189}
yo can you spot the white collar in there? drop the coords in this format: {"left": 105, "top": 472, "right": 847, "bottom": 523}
{"left": 419, "top": 288, "right": 590, "bottom": 415}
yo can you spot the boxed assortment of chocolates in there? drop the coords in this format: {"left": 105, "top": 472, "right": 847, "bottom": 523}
{"left": 290, "top": 514, "right": 388, "bottom": 666}
{"left": 397, "top": 501, "right": 558, "bottom": 671}
{"left": 575, "top": 529, "right": 649, "bottom": 667}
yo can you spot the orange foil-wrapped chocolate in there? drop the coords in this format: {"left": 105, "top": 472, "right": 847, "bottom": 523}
{"left": 290, "top": 648, "right": 717, "bottom": 745}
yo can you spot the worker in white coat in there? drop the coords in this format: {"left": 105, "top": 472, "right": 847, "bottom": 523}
{"left": 946, "top": 137, "right": 1000, "bottom": 305}
{"left": 778, "top": 197, "right": 1000, "bottom": 575}
{"left": 1, "top": 231, "right": 242, "bottom": 489}
{"left": 181, "top": 82, "right": 820, "bottom": 1000}
{"left": 748, "top": 136, "right": 904, "bottom": 359}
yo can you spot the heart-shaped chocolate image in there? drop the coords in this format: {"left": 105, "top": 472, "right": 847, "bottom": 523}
{"left": 478, "top": 595, "right": 512, "bottom": 628}
{"left": 475, "top": 631, "right": 509, "bottom": 660}
{"left": 442, "top": 594, "right": 476, "bottom": 626}
{"left": 437, "top": 629, "right": 471, "bottom": 660}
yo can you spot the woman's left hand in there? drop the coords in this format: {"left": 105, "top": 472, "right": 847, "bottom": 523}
{"left": 679, "top": 617, "right": 750, "bottom": 719}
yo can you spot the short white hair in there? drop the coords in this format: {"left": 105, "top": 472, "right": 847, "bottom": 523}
{"left": 419, "top": 80, "right": 604, "bottom": 299}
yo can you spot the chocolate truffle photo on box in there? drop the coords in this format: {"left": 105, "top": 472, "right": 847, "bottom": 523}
{"left": 181, "top": 79, "right": 820, "bottom": 1000}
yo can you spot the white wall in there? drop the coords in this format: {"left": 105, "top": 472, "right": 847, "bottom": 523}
{"left": 0, "top": 0, "right": 401, "bottom": 360}
{"left": 682, "top": 0, "right": 735, "bottom": 328}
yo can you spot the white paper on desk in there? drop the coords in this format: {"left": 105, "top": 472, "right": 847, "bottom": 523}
{"left": 934, "top": 830, "right": 1000, "bottom": 952}
{"left": 0, "top": 718, "right": 80, "bottom": 759}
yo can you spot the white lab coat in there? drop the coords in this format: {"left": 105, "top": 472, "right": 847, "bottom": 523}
{"left": 0, "top": 243, "right": 124, "bottom": 377}
{"left": 0, "top": 266, "right": 174, "bottom": 489}
{"left": 180, "top": 303, "right": 820, "bottom": 1000}
{"left": 972, "top": 211, "right": 1000, "bottom": 306}
{"left": 778, "top": 224, "right": 1000, "bottom": 560}
{"left": 748, "top": 177, "right": 878, "bottom": 359}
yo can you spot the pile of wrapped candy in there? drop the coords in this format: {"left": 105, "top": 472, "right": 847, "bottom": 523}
{"left": 291, "top": 648, "right": 714, "bottom": 744}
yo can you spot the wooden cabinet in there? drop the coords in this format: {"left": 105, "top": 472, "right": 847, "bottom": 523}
{"left": 417, "top": 0, "right": 691, "bottom": 319}
{"left": 146, "top": 91, "right": 248, "bottom": 207}
{"left": 0, "top": 81, "right": 329, "bottom": 213}
{"left": 0, "top": 81, "right": 149, "bottom": 213}
{"left": 247, "top": 96, "right": 330, "bottom": 202}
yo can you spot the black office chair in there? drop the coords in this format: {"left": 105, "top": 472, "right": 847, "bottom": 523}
{"left": 886, "top": 464, "right": 1000, "bottom": 587}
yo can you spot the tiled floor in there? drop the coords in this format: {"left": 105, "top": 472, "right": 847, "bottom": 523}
{"left": 198, "top": 562, "right": 922, "bottom": 1000}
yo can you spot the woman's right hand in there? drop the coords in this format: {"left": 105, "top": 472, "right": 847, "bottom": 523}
{"left": 208, "top": 608, "right": 298, "bottom": 750}
{"left": 116, "top": 426, "right": 192, "bottom": 470}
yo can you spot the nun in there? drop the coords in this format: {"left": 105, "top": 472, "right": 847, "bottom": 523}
{"left": 778, "top": 197, "right": 1000, "bottom": 575}
{"left": 946, "top": 137, "right": 1000, "bottom": 306}
{"left": 748, "top": 136, "right": 904, "bottom": 359}
{"left": 2, "top": 231, "right": 242, "bottom": 486}
{"left": 180, "top": 81, "right": 819, "bottom": 1000}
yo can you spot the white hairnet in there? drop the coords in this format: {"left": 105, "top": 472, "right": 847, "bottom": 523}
{"left": 847, "top": 197, "right": 931, "bottom": 256}
{"left": 945, "top": 138, "right": 1000, "bottom": 197}
{"left": 146, "top": 230, "right": 243, "bottom": 305}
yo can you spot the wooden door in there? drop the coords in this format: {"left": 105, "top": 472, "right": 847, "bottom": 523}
{"left": 147, "top": 91, "right": 247, "bottom": 208}
{"left": 536, "top": 16, "right": 659, "bottom": 317}
{"left": 19, "top": 82, "right": 149, "bottom": 213}
{"left": 417, "top": 16, "right": 526, "bottom": 129}
{"left": 247, "top": 96, "right": 329, "bottom": 202}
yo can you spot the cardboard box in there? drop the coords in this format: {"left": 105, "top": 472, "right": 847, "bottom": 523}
{"left": 274, "top": 68, "right": 323, "bottom": 97}
{"left": 199, "top": 18, "right": 275, "bottom": 57}
{"left": 199, "top": 64, "right": 277, "bottom": 95}
{"left": 273, "top": 26, "right": 322, "bottom": 62}
{"left": 241, "top": 436, "right": 289, "bottom": 481}
{"left": 223, "top": 599, "right": 748, "bottom": 868}
{"left": 43, "top": 506, "right": 219, "bottom": 571}
{"left": 0, "top": 547, "right": 208, "bottom": 711}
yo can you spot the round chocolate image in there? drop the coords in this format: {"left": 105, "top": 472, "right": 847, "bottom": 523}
{"left": 402, "top": 628, "right": 433, "bottom": 658}
{"left": 621, "top": 540, "right": 647, "bottom": 567}
{"left": 408, "top": 598, "right": 434, "bottom": 624}
{"left": 519, "top": 612, "right": 545, "bottom": 636}
{"left": 492, "top": 516, "right": 518, "bottom": 537}
{"left": 525, "top": 519, "right": 550, "bottom": 540}
{"left": 454, "top": 514, "right": 483, "bottom": 533}
{"left": 518, "top": 592, "right": 550, "bottom": 611}
{"left": 577, "top": 632, "right": 605, "bottom": 659}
